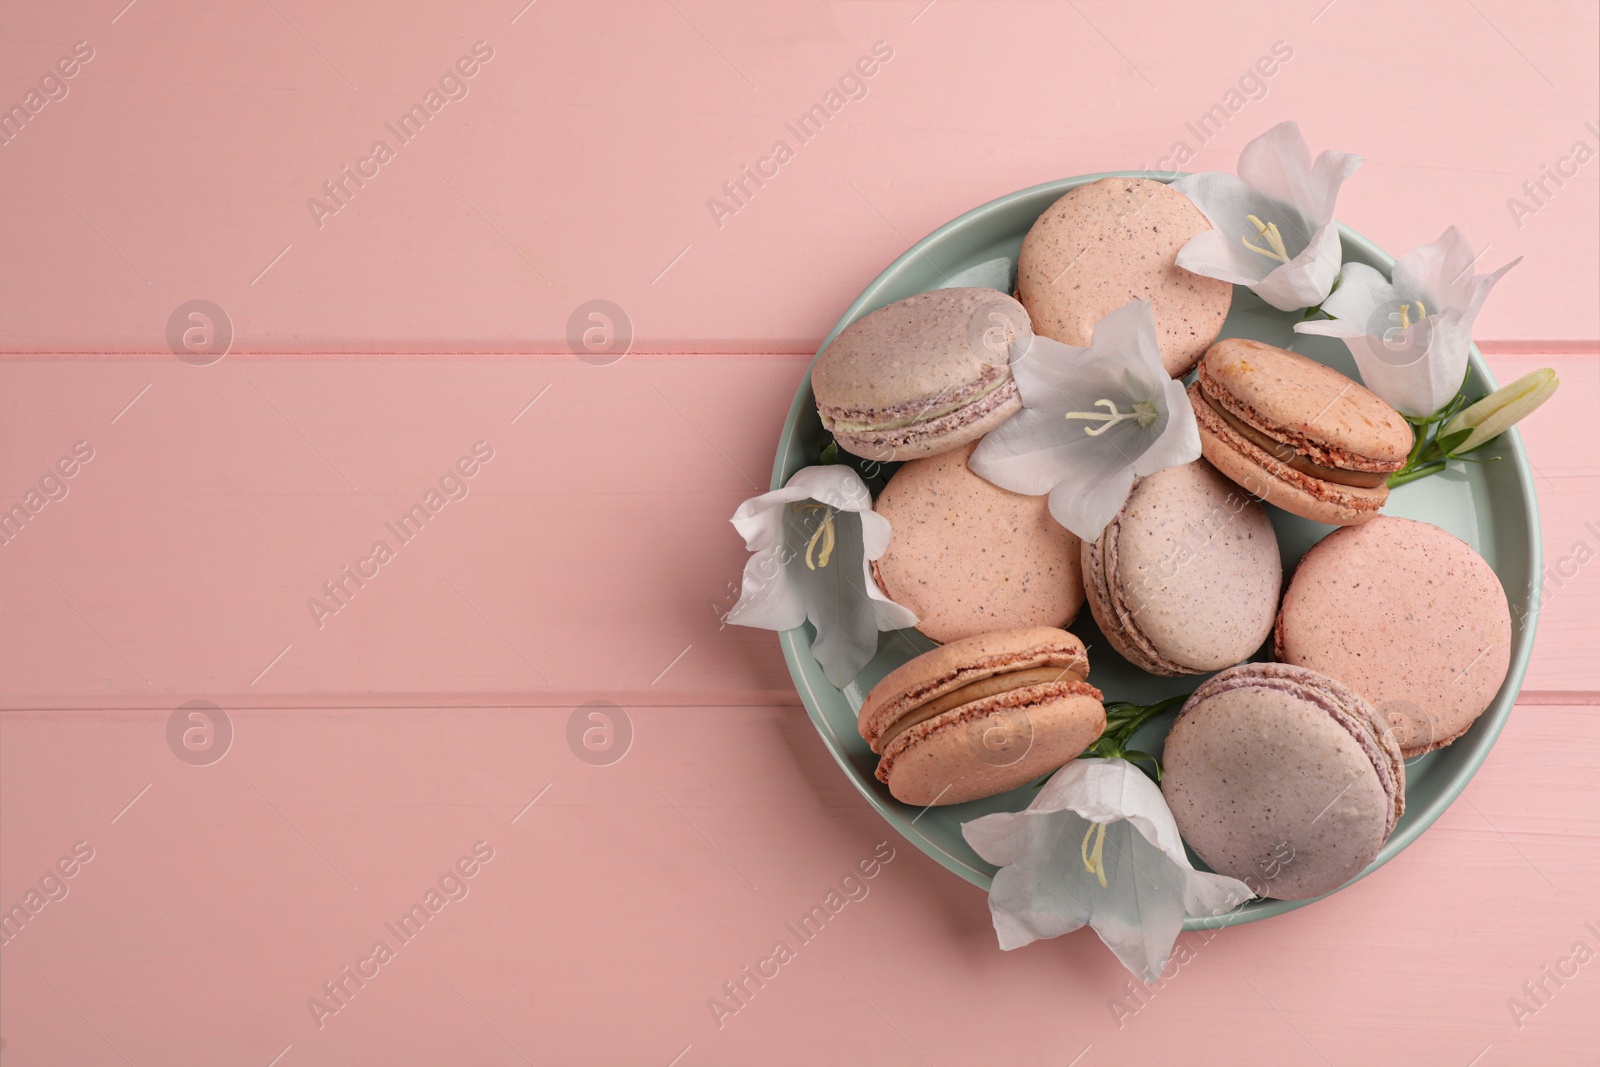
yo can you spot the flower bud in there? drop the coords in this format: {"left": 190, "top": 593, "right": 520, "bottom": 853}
{"left": 1440, "top": 368, "right": 1559, "bottom": 454}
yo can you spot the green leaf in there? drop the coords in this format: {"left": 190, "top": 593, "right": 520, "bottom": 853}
{"left": 1435, "top": 427, "right": 1475, "bottom": 456}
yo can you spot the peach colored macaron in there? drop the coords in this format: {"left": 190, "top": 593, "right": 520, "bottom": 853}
{"left": 858, "top": 627, "right": 1104, "bottom": 807}
{"left": 1190, "top": 338, "right": 1412, "bottom": 526}
{"left": 871, "top": 442, "right": 1084, "bottom": 644}
{"left": 1274, "top": 516, "right": 1513, "bottom": 758}
{"left": 1016, "top": 177, "right": 1232, "bottom": 377}
{"left": 1082, "top": 459, "right": 1281, "bottom": 675}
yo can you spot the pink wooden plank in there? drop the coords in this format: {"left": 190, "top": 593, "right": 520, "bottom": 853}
{"left": 1, "top": 0, "right": 1595, "bottom": 352}
{"left": 1, "top": 699, "right": 1595, "bottom": 1063}
{"left": 2, "top": 349, "right": 1595, "bottom": 708}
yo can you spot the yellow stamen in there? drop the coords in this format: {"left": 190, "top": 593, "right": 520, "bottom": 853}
{"left": 1240, "top": 214, "right": 1290, "bottom": 264}
{"left": 1081, "top": 821, "right": 1109, "bottom": 888}
{"left": 795, "top": 504, "right": 837, "bottom": 570}
{"left": 1065, "top": 398, "right": 1159, "bottom": 436}
{"left": 1397, "top": 300, "right": 1427, "bottom": 331}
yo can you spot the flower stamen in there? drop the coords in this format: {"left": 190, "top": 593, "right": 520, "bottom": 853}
{"left": 1065, "top": 398, "right": 1159, "bottom": 436}
{"left": 1081, "top": 820, "right": 1109, "bottom": 888}
{"left": 793, "top": 503, "right": 837, "bottom": 570}
{"left": 1240, "top": 214, "right": 1290, "bottom": 264}
{"left": 1397, "top": 299, "right": 1427, "bottom": 329}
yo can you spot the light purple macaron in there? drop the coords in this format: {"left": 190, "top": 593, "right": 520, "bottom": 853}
{"left": 812, "top": 287, "right": 1029, "bottom": 462}
{"left": 1082, "top": 459, "right": 1281, "bottom": 675}
{"left": 1161, "top": 662, "right": 1406, "bottom": 901}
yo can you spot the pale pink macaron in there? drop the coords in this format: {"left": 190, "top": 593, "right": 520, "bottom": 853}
{"left": 1016, "top": 177, "right": 1232, "bottom": 377}
{"left": 858, "top": 627, "right": 1104, "bottom": 806}
{"left": 871, "top": 442, "right": 1084, "bottom": 644}
{"left": 1082, "top": 459, "right": 1282, "bottom": 675}
{"left": 1274, "top": 516, "right": 1513, "bottom": 758}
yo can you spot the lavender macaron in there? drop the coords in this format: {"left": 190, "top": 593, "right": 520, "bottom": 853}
{"left": 812, "top": 287, "right": 1029, "bottom": 462}
{"left": 1162, "top": 663, "right": 1406, "bottom": 901}
{"left": 1082, "top": 459, "right": 1281, "bottom": 675}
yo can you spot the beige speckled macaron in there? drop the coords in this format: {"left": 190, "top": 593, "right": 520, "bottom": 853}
{"left": 871, "top": 442, "right": 1084, "bottom": 644}
{"left": 1274, "top": 516, "right": 1513, "bottom": 758}
{"left": 1190, "top": 338, "right": 1413, "bottom": 526}
{"left": 1016, "top": 177, "right": 1232, "bottom": 377}
{"left": 858, "top": 627, "right": 1104, "bottom": 806}
{"left": 812, "top": 287, "right": 1028, "bottom": 462}
{"left": 1082, "top": 459, "right": 1282, "bottom": 675}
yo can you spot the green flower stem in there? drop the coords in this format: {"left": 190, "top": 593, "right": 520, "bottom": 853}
{"left": 1073, "top": 692, "right": 1190, "bottom": 783}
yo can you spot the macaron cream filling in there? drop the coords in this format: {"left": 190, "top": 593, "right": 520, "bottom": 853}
{"left": 1196, "top": 382, "right": 1393, "bottom": 489}
{"left": 875, "top": 666, "right": 1087, "bottom": 749}
{"left": 820, "top": 369, "right": 1017, "bottom": 434}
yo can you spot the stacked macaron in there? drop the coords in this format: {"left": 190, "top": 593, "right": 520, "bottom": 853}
{"left": 812, "top": 287, "right": 1030, "bottom": 462}
{"left": 1190, "top": 338, "right": 1413, "bottom": 525}
{"left": 858, "top": 628, "right": 1105, "bottom": 806}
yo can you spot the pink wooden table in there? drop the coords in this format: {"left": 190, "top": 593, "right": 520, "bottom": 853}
{"left": 2, "top": 1, "right": 1597, "bottom": 1063}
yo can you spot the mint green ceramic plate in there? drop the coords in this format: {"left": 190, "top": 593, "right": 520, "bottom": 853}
{"left": 773, "top": 172, "right": 1541, "bottom": 929}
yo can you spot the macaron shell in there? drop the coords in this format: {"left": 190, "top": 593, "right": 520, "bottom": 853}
{"left": 1016, "top": 177, "right": 1231, "bottom": 377}
{"left": 1084, "top": 460, "right": 1282, "bottom": 674}
{"left": 858, "top": 626, "right": 1088, "bottom": 748}
{"left": 1191, "top": 381, "right": 1387, "bottom": 526}
{"left": 1081, "top": 529, "right": 1180, "bottom": 675}
{"left": 1200, "top": 338, "right": 1412, "bottom": 469}
{"left": 877, "top": 685, "right": 1105, "bottom": 806}
{"left": 813, "top": 287, "right": 1028, "bottom": 461}
{"left": 872, "top": 442, "right": 1084, "bottom": 643}
{"left": 1274, "top": 516, "right": 1513, "bottom": 758}
{"left": 1162, "top": 669, "right": 1394, "bottom": 900}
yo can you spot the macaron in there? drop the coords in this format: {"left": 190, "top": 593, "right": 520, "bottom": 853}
{"left": 1082, "top": 459, "right": 1281, "bottom": 676}
{"left": 1016, "top": 177, "right": 1232, "bottom": 377}
{"left": 871, "top": 442, "right": 1084, "bottom": 644}
{"left": 1189, "top": 338, "right": 1413, "bottom": 525}
{"left": 812, "top": 287, "right": 1029, "bottom": 462}
{"left": 858, "top": 627, "right": 1104, "bottom": 806}
{"left": 1274, "top": 516, "right": 1513, "bottom": 758}
{"left": 1161, "top": 663, "right": 1405, "bottom": 901}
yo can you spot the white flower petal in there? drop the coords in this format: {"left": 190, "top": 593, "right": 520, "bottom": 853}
{"left": 782, "top": 464, "right": 876, "bottom": 515}
{"left": 1090, "top": 300, "right": 1168, "bottom": 394}
{"left": 724, "top": 547, "right": 808, "bottom": 631}
{"left": 1249, "top": 221, "right": 1344, "bottom": 311}
{"left": 730, "top": 485, "right": 809, "bottom": 552}
{"left": 1293, "top": 262, "right": 1395, "bottom": 338}
{"left": 1131, "top": 378, "right": 1202, "bottom": 476}
{"left": 1235, "top": 120, "right": 1361, "bottom": 229}
{"left": 1047, "top": 461, "right": 1136, "bottom": 543}
{"left": 1393, "top": 225, "right": 1477, "bottom": 311}
{"left": 969, "top": 405, "right": 1082, "bottom": 497}
{"left": 1171, "top": 171, "right": 1282, "bottom": 285}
